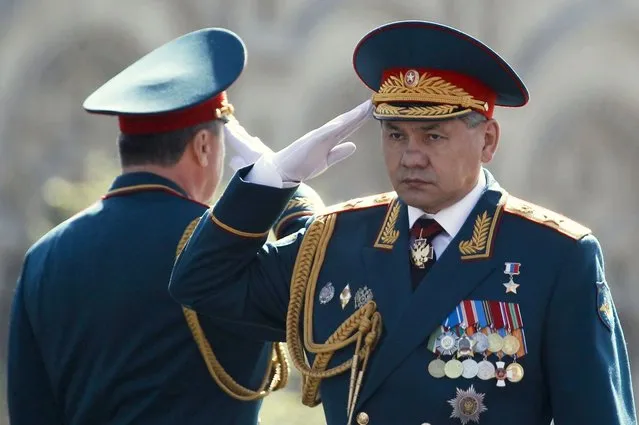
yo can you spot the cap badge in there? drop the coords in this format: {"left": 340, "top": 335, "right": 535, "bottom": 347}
{"left": 404, "top": 69, "right": 420, "bottom": 87}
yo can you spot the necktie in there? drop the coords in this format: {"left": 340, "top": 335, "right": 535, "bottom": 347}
{"left": 409, "top": 217, "right": 444, "bottom": 289}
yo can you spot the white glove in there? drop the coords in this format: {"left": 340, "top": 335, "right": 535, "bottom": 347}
{"left": 264, "top": 99, "right": 373, "bottom": 183}
{"left": 224, "top": 116, "right": 273, "bottom": 171}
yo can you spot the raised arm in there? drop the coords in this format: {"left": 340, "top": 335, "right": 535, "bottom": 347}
{"left": 170, "top": 169, "right": 306, "bottom": 340}
{"left": 169, "top": 100, "right": 374, "bottom": 340}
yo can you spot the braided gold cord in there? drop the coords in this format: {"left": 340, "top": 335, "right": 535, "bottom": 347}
{"left": 303, "top": 214, "right": 361, "bottom": 354}
{"left": 271, "top": 341, "right": 291, "bottom": 391}
{"left": 181, "top": 308, "right": 282, "bottom": 400}
{"left": 176, "top": 218, "right": 288, "bottom": 401}
{"left": 302, "top": 305, "right": 381, "bottom": 407}
{"left": 286, "top": 213, "right": 382, "bottom": 410}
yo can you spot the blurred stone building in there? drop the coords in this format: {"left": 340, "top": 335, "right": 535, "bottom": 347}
{"left": 1, "top": 0, "right": 638, "bottom": 423}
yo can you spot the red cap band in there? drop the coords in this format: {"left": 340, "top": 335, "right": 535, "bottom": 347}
{"left": 118, "top": 92, "right": 233, "bottom": 135}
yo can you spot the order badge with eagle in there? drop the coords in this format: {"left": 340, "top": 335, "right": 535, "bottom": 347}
{"left": 410, "top": 238, "right": 435, "bottom": 269}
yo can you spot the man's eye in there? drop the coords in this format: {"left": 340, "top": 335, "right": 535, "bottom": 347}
{"left": 389, "top": 132, "right": 403, "bottom": 140}
{"left": 427, "top": 134, "right": 442, "bottom": 141}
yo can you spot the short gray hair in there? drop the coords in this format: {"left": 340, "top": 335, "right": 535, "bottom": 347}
{"left": 460, "top": 111, "right": 488, "bottom": 128}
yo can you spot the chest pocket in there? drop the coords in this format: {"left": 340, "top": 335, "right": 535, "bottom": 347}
{"left": 425, "top": 299, "right": 527, "bottom": 386}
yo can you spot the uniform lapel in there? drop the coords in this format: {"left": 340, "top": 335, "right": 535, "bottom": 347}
{"left": 361, "top": 198, "right": 412, "bottom": 335}
{"left": 356, "top": 176, "right": 507, "bottom": 408}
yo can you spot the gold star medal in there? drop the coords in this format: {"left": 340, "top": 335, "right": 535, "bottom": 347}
{"left": 503, "top": 262, "right": 521, "bottom": 294}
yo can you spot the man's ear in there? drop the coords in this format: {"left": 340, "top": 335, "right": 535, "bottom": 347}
{"left": 191, "top": 129, "right": 211, "bottom": 167}
{"left": 481, "top": 119, "right": 500, "bottom": 163}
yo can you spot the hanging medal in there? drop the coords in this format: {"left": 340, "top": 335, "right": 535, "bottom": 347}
{"left": 487, "top": 301, "right": 505, "bottom": 355}
{"left": 501, "top": 302, "right": 521, "bottom": 357}
{"left": 457, "top": 301, "right": 476, "bottom": 358}
{"left": 471, "top": 300, "right": 490, "bottom": 354}
{"left": 428, "top": 356, "right": 447, "bottom": 379}
{"left": 458, "top": 301, "right": 479, "bottom": 379}
{"left": 505, "top": 303, "right": 527, "bottom": 383}
{"left": 444, "top": 357, "right": 464, "bottom": 380}
{"left": 476, "top": 301, "right": 496, "bottom": 381}
{"left": 495, "top": 360, "right": 509, "bottom": 387}
{"left": 435, "top": 311, "right": 461, "bottom": 357}
{"left": 493, "top": 302, "right": 512, "bottom": 387}
{"left": 428, "top": 312, "right": 458, "bottom": 379}
{"left": 441, "top": 308, "right": 464, "bottom": 379}
{"left": 427, "top": 326, "right": 446, "bottom": 379}
{"left": 506, "top": 359, "right": 525, "bottom": 384}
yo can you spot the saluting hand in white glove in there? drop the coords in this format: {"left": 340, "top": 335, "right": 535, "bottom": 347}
{"left": 224, "top": 116, "right": 273, "bottom": 172}
{"left": 264, "top": 99, "right": 373, "bottom": 183}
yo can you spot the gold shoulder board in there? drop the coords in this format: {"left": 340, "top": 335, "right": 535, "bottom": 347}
{"left": 319, "top": 191, "right": 397, "bottom": 216}
{"left": 504, "top": 195, "right": 591, "bottom": 240}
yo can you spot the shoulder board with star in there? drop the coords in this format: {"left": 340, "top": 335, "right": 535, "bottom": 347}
{"left": 504, "top": 195, "right": 591, "bottom": 240}
{"left": 318, "top": 191, "right": 397, "bottom": 216}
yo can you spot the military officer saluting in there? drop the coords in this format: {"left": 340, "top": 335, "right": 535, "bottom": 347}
{"left": 6, "top": 27, "right": 327, "bottom": 425}
{"left": 170, "top": 21, "right": 637, "bottom": 425}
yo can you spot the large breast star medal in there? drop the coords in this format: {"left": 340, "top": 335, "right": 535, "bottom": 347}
{"left": 448, "top": 385, "right": 487, "bottom": 424}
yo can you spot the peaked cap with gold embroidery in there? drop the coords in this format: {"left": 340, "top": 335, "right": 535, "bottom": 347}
{"left": 353, "top": 21, "right": 529, "bottom": 120}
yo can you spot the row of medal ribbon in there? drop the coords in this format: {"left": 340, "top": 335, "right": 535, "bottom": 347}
{"left": 426, "top": 300, "right": 527, "bottom": 386}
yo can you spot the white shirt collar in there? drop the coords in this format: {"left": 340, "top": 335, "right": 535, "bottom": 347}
{"left": 407, "top": 170, "right": 487, "bottom": 239}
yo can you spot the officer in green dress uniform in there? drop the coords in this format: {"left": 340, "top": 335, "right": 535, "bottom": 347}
{"left": 169, "top": 21, "right": 637, "bottom": 425}
{"left": 6, "top": 27, "right": 334, "bottom": 425}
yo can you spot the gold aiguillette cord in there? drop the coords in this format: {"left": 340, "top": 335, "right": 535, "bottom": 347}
{"left": 176, "top": 219, "right": 289, "bottom": 401}
{"left": 286, "top": 213, "right": 382, "bottom": 423}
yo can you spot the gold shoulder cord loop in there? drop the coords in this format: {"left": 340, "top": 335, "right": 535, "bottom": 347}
{"left": 286, "top": 213, "right": 382, "bottom": 422}
{"left": 176, "top": 218, "right": 289, "bottom": 401}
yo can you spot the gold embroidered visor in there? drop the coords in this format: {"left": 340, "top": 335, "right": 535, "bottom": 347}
{"left": 371, "top": 68, "right": 497, "bottom": 120}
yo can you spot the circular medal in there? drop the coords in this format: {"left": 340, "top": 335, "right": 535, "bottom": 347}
{"left": 461, "top": 358, "right": 479, "bottom": 379}
{"left": 506, "top": 362, "right": 525, "bottom": 383}
{"left": 487, "top": 333, "right": 504, "bottom": 352}
{"left": 427, "top": 358, "right": 446, "bottom": 378}
{"left": 471, "top": 332, "right": 489, "bottom": 353}
{"left": 477, "top": 360, "right": 495, "bottom": 380}
{"left": 444, "top": 359, "right": 464, "bottom": 379}
{"left": 501, "top": 335, "right": 521, "bottom": 356}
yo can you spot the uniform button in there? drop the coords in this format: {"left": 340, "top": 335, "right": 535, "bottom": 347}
{"left": 356, "top": 412, "right": 369, "bottom": 425}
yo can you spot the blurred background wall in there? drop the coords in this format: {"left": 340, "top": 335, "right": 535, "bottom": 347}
{"left": 1, "top": 0, "right": 638, "bottom": 423}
